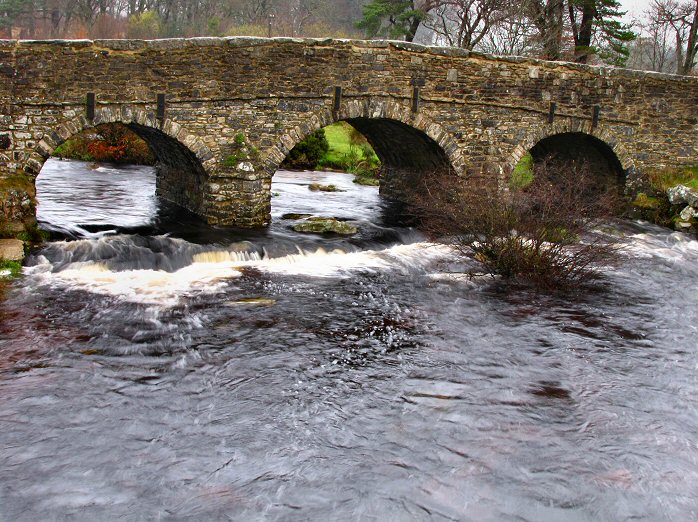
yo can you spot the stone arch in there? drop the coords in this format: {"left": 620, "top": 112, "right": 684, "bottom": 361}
{"left": 26, "top": 106, "right": 215, "bottom": 216}
{"left": 265, "top": 98, "right": 466, "bottom": 178}
{"left": 508, "top": 121, "right": 635, "bottom": 177}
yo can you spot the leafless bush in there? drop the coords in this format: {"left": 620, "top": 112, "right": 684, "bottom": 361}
{"left": 410, "top": 157, "right": 621, "bottom": 292}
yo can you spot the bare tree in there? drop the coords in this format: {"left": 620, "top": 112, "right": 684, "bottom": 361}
{"left": 627, "top": 12, "right": 677, "bottom": 72}
{"left": 422, "top": 0, "right": 511, "bottom": 49}
{"left": 653, "top": 0, "right": 698, "bottom": 74}
{"left": 478, "top": 2, "right": 539, "bottom": 55}
{"left": 408, "top": 159, "right": 620, "bottom": 292}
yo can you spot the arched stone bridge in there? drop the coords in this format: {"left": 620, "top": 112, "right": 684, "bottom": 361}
{"left": 1, "top": 37, "right": 697, "bottom": 227}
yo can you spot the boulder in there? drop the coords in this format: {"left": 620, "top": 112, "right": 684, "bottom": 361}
{"left": 292, "top": 217, "right": 357, "bottom": 235}
{"left": 0, "top": 239, "right": 24, "bottom": 261}
{"left": 679, "top": 205, "right": 698, "bottom": 221}
{"left": 667, "top": 185, "right": 698, "bottom": 206}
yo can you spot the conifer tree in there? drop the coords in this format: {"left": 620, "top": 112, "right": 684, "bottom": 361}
{"left": 568, "top": 0, "right": 636, "bottom": 64}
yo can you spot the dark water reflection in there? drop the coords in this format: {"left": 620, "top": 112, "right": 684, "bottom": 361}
{"left": 1, "top": 160, "right": 697, "bottom": 520}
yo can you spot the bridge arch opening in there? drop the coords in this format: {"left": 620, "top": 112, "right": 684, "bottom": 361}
{"left": 271, "top": 116, "right": 455, "bottom": 230}
{"left": 275, "top": 115, "right": 454, "bottom": 194}
{"left": 35, "top": 121, "right": 208, "bottom": 234}
{"left": 342, "top": 117, "right": 452, "bottom": 198}
{"left": 518, "top": 132, "right": 626, "bottom": 193}
{"left": 270, "top": 114, "right": 455, "bottom": 234}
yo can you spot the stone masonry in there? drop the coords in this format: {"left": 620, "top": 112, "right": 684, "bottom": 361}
{"left": 1, "top": 37, "right": 697, "bottom": 227}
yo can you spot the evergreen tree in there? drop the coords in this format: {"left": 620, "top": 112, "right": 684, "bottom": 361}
{"left": 0, "top": 0, "right": 33, "bottom": 30}
{"left": 568, "top": 0, "right": 635, "bottom": 65}
{"left": 355, "top": 0, "right": 426, "bottom": 42}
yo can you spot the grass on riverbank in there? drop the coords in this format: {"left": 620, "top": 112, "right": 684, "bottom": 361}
{"left": 0, "top": 260, "right": 22, "bottom": 279}
{"left": 318, "top": 122, "right": 380, "bottom": 181}
{"left": 0, "top": 260, "right": 22, "bottom": 301}
{"left": 649, "top": 165, "right": 698, "bottom": 191}
{"left": 631, "top": 165, "right": 698, "bottom": 230}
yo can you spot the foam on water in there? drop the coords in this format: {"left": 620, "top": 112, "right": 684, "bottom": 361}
{"left": 24, "top": 240, "right": 455, "bottom": 305}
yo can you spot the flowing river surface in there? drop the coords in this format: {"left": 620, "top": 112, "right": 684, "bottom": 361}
{"left": 1, "top": 158, "right": 698, "bottom": 520}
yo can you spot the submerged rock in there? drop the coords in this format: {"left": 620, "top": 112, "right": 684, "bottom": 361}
{"left": 226, "top": 297, "right": 276, "bottom": 307}
{"left": 292, "top": 217, "right": 358, "bottom": 235}
{"left": 308, "top": 183, "right": 343, "bottom": 192}
{"left": 281, "top": 213, "right": 313, "bottom": 220}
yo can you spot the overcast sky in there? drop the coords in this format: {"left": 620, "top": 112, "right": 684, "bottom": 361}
{"left": 620, "top": 0, "right": 653, "bottom": 20}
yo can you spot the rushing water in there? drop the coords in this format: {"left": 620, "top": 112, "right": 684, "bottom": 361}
{"left": 1, "top": 158, "right": 698, "bottom": 520}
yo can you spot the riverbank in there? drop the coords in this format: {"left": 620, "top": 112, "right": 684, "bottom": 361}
{"left": 631, "top": 166, "right": 698, "bottom": 235}
{"left": 0, "top": 256, "right": 23, "bottom": 298}
{"left": 52, "top": 123, "right": 155, "bottom": 165}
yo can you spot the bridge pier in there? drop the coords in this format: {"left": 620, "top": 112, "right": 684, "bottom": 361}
{"left": 206, "top": 167, "right": 272, "bottom": 227}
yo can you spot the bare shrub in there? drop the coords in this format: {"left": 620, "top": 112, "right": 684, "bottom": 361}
{"left": 410, "top": 157, "right": 621, "bottom": 292}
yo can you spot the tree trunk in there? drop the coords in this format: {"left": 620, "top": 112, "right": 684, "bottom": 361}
{"left": 680, "top": 0, "right": 698, "bottom": 75}
{"left": 406, "top": 14, "right": 420, "bottom": 41}
{"left": 542, "top": 0, "right": 564, "bottom": 60}
{"left": 573, "top": 0, "right": 596, "bottom": 63}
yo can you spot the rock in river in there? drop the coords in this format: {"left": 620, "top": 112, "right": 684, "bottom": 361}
{"left": 292, "top": 217, "right": 358, "bottom": 235}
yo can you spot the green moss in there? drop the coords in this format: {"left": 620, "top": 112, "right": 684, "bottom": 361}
{"left": 510, "top": 153, "right": 534, "bottom": 190}
{"left": 308, "top": 183, "right": 342, "bottom": 192}
{"left": 632, "top": 192, "right": 660, "bottom": 209}
{"left": 234, "top": 132, "right": 246, "bottom": 145}
{"left": 223, "top": 154, "right": 241, "bottom": 167}
{"left": 0, "top": 172, "right": 35, "bottom": 194}
{"left": 16, "top": 222, "right": 49, "bottom": 244}
{"left": 353, "top": 175, "right": 380, "bottom": 186}
{"left": 636, "top": 166, "right": 698, "bottom": 230}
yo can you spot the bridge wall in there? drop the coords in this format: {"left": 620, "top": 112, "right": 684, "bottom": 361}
{"left": 1, "top": 37, "right": 697, "bottom": 227}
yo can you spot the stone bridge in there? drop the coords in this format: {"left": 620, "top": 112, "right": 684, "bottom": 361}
{"left": 1, "top": 37, "right": 697, "bottom": 227}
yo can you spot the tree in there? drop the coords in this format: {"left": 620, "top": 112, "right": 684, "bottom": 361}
{"left": 567, "top": 0, "right": 636, "bottom": 64}
{"left": 422, "top": 0, "right": 511, "bottom": 50}
{"left": 281, "top": 129, "right": 329, "bottom": 170}
{"left": 527, "top": 0, "right": 565, "bottom": 59}
{"left": 0, "top": 0, "right": 34, "bottom": 36}
{"left": 627, "top": 11, "right": 677, "bottom": 73}
{"left": 355, "top": 0, "right": 427, "bottom": 41}
{"left": 478, "top": 5, "right": 538, "bottom": 55}
{"left": 126, "top": 10, "right": 162, "bottom": 38}
{"left": 652, "top": 0, "right": 698, "bottom": 75}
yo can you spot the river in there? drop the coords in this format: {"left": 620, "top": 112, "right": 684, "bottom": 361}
{"left": 1, "top": 158, "right": 697, "bottom": 520}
